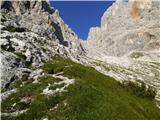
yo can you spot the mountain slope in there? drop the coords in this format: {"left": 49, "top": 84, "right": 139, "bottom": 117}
{"left": 0, "top": 1, "right": 84, "bottom": 88}
{"left": 2, "top": 56, "right": 160, "bottom": 120}
{"left": 1, "top": 0, "right": 160, "bottom": 119}
{"left": 82, "top": 0, "right": 160, "bottom": 101}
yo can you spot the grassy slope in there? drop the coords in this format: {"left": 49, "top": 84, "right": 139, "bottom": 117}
{"left": 2, "top": 56, "right": 160, "bottom": 120}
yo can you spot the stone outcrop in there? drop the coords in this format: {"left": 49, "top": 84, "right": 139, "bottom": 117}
{"left": 0, "top": 1, "right": 84, "bottom": 88}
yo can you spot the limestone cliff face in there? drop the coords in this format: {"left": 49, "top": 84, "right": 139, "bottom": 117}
{"left": 81, "top": 0, "right": 160, "bottom": 101}
{"left": 0, "top": 1, "right": 84, "bottom": 88}
{"left": 85, "top": 0, "right": 160, "bottom": 58}
{"left": 1, "top": 1, "right": 84, "bottom": 54}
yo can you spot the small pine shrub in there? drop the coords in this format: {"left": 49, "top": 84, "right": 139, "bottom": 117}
{"left": 145, "top": 86, "right": 157, "bottom": 99}
{"left": 121, "top": 81, "right": 156, "bottom": 100}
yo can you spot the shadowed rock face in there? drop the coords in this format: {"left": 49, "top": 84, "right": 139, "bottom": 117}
{"left": 0, "top": 1, "right": 84, "bottom": 88}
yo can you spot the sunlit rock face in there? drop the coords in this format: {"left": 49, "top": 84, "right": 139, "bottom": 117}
{"left": 82, "top": 0, "right": 160, "bottom": 101}
{"left": 85, "top": 0, "right": 160, "bottom": 58}
{"left": 0, "top": 1, "right": 84, "bottom": 88}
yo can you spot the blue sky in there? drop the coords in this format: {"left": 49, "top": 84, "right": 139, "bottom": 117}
{"left": 50, "top": 1, "right": 115, "bottom": 40}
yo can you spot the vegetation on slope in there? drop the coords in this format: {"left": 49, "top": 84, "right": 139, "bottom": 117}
{"left": 14, "top": 52, "right": 27, "bottom": 60}
{"left": 2, "top": 56, "right": 160, "bottom": 120}
{"left": 2, "top": 26, "right": 26, "bottom": 32}
{"left": 121, "top": 80, "right": 157, "bottom": 100}
{"left": 130, "top": 52, "right": 144, "bottom": 59}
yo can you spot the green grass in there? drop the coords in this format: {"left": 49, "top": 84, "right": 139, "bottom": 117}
{"left": 1, "top": 76, "right": 65, "bottom": 120}
{"left": 121, "top": 81, "right": 157, "bottom": 100}
{"left": 42, "top": 56, "right": 160, "bottom": 120}
{"left": 1, "top": 56, "right": 160, "bottom": 120}
{"left": 14, "top": 52, "right": 26, "bottom": 60}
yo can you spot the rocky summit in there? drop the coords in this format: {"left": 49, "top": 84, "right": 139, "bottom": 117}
{"left": 1, "top": 0, "right": 160, "bottom": 119}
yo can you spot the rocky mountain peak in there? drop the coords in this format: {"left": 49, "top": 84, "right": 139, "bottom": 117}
{"left": 1, "top": 1, "right": 54, "bottom": 15}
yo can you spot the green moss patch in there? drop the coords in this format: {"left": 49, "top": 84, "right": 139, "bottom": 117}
{"left": 14, "top": 52, "right": 26, "bottom": 60}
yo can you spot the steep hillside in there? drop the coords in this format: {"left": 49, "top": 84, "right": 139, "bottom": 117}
{"left": 82, "top": 0, "right": 160, "bottom": 101}
{"left": 2, "top": 56, "right": 160, "bottom": 120}
{"left": 1, "top": 0, "right": 160, "bottom": 119}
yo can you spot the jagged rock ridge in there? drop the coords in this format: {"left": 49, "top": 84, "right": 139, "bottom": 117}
{"left": 0, "top": 1, "right": 84, "bottom": 88}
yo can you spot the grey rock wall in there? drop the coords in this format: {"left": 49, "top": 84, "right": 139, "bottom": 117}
{"left": 85, "top": 0, "right": 160, "bottom": 57}
{"left": 0, "top": 1, "right": 84, "bottom": 88}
